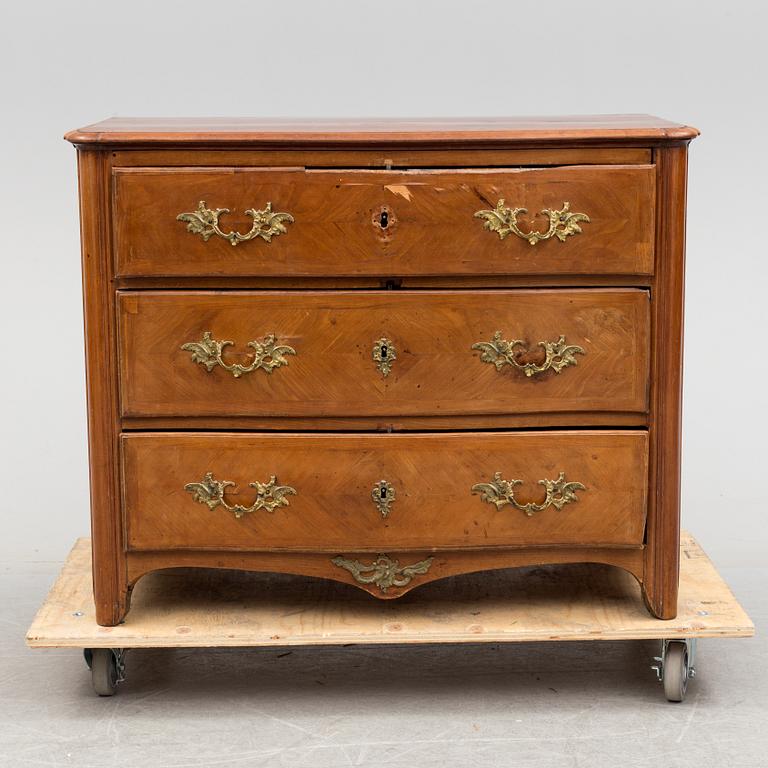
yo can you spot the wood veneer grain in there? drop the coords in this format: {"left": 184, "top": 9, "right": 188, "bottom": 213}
{"left": 113, "top": 166, "right": 655, "bottom": 278}
{"left": 118, "top": 289, "right": 650, "bottom": 420}
{"left": 121, "top": 431, "right": 649, "bottom": 553}
{"left": 65, "top": 115, "right": 699, "bottom": 146}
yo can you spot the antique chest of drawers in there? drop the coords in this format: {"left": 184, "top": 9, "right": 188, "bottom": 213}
{"left": 65, "top": 116, "right": 698, "bottom": 625}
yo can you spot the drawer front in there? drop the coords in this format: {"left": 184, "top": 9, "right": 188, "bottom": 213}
{"left": 118, "top": 289, "right": 650, "bottom": 418}
{"left": 114, "top": 165, "right": 655, "bottom": 277}
{"left": 122, "top": 431, "right": 648, "bottom": 551}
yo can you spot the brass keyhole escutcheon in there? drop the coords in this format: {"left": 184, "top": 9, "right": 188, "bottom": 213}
{"left": 372, "top": 205, "right": 396, "bottom": 240}
{"left": 371, "top": 480, "right": 395, "bottom": 518}
{"left": 372, "top": 337, "right": 397, "bottom": 378}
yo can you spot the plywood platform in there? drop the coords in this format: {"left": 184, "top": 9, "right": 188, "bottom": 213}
{"left": 26, "top": 532, "right": 754, "bottom": 649}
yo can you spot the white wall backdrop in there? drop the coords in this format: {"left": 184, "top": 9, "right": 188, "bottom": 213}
{"left": 1, "top": 0, "right": 765, "bottom": 566}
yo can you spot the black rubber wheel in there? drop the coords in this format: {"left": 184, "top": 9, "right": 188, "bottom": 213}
{"left": 663, "top": 641, "right": 689, "bottom": 702}
{"left": 90, "top": 649, "right": 118, "bottom": 696}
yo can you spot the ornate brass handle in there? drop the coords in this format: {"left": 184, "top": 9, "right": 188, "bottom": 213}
{"left": 184, "top": 472, "right": 297, "bottom": 519}
{"left": 181, "top": 332, "right": 296, "bottom": 378}
{"left": 177, "top": 200, "right": 294, "bottom": 245}
{"left": 472, "top": 472, "right": 585, "bottom": 517}
{"left": 472, "top": 332, "right": 584, "bottom": 377}
{"left": 474, "top": 200, "right": 589, "bottom": 245}
{"left": 331, "top": 554, "right": 433, "bottom": 593}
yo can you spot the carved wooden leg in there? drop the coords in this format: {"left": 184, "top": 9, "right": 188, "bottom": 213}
{"left": 641, "top": 569, "right": 679, "bottom": 620}
{"left": 80, "top": 150, "right": 130, "bottom": 628}
{"left": 642, "top": 144, "right": 687, "bottom": 622}
{"left": 94, "top": 580, "right": 133, "bottom": 627}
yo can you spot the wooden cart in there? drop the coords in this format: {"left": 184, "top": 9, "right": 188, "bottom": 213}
{"left": 26, "top": 531, "right": 753, "bottom": 701}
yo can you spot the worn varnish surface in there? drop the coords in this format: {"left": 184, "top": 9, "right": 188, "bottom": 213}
{"left": 26, "top": 533, "right": 751, "bottom": 649}
{"left": 118, "top": 289, "right": 650, "bottom": 419}
{"left": 121, "top": 431, "right": 648, "bottom": 552}
{"left": 114, "top": 166, "right": 655, "bottom": 277}
{"left": 66, "top": 115, "right": 699, "bottom": 146}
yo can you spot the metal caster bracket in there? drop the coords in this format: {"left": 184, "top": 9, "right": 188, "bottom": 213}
{"left": 111, "top": 648, "right": 127, "bottom": 684}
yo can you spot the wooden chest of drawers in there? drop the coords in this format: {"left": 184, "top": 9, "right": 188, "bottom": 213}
{"left": 66, "top": 116, "right": 697, "bottom": 625}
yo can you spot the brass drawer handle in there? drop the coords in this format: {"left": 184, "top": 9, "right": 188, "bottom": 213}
{"left": 372, "top": 337, "right": 397, "bottom": 378}
{"left": 184, "top": 472, "right": 297, "bottom": 519}
{"left": 182, "top": 332, "right": 296, "bottom": 378}
{"left": 472, "top": 472, "right": 585, "bottom": 517}
{"left": 177, "top": 200, "right": 294, "bottom": 245}
{"left": 474, "top": 200, "right": 589, "bottom": 245}
{"left": 331, "top": 554, "right": 433, "bottom": 593}
{"left": 472, "top": 332, "right": 584, "bottom": 377}
{"left": 371, "top": 480, "right": 395, "bottom": 518}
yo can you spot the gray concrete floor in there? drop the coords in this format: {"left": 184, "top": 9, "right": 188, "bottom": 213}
{"left": 2, "top": 561, "right": 765, "bottom": 768}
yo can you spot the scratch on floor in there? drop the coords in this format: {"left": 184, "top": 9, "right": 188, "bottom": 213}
{"left": 249, "top": 710, "right": 355, "bottom": 766}
{"left": 675, "top": 697, "right": 698, "bottom": 743}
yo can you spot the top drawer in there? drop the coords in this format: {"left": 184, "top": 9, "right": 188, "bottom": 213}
{"left": 113, "top": 165, "right": 656, "bottom": 278}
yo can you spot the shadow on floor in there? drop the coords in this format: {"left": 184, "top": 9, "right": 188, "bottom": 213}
{"left": 88, "top": 638, "right": 669, "bottom": 702}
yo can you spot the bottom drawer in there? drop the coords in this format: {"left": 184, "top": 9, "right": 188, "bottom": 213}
{"left": 122, "top": 431, "right": 648, "bottom": 551}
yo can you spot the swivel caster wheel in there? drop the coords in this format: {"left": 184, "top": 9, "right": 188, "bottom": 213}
{"left": 652, "top": 639, "right": 696, "bottom": 702}
{"left": 663, "top": 641, "right": 691, "bottom": 702}
{"left": 85, "top": 648, "right": 125, "bottom": 696}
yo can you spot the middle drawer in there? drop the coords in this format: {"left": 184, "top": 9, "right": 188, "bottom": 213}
{"left": 118, "top": 289, "right": 649, "bottom": 419}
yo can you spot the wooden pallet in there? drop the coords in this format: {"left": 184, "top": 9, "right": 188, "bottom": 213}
{"left": 26, "top": 531, "right": 753, "bottom": 649}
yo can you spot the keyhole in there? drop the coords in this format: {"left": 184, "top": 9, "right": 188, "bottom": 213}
{"left": 380, "top": 344, "right": 388, "bottom": 359}
{"left": 380, "top": 487, "right": 387, "bottom": 500}
{"left": 379, "top": 210, "right": 389, "bottom": 229}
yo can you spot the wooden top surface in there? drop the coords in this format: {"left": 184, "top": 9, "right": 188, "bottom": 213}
{"left": 64, "top": 115, "right": 699, "bottom": 146}
{"left": 26, "top": 532, "right": 752, "bottom": 649}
